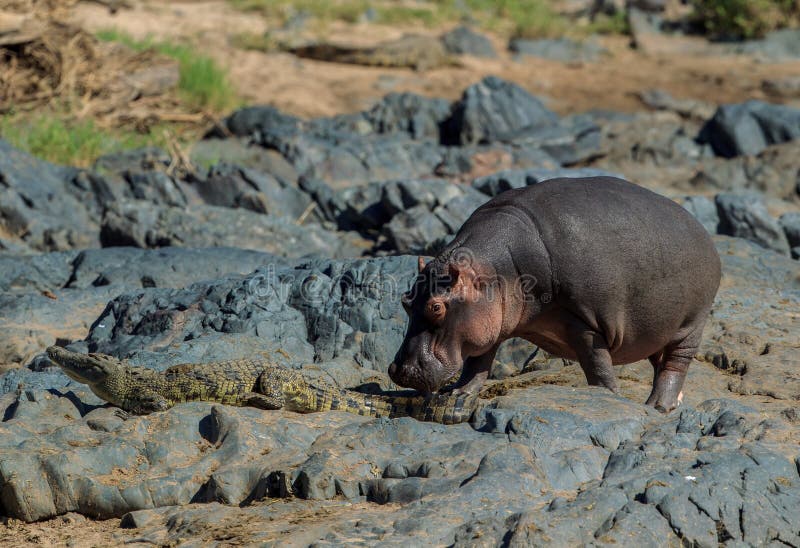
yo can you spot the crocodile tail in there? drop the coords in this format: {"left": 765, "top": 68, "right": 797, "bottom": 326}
{"left": 284, "top": 384, "right": 479, "bottom": 424}
{"left": 284, "top": 384, "right": 395, "bottom": 418}
{"left": 378, "top": 392, "right": 480, "bottom": 425}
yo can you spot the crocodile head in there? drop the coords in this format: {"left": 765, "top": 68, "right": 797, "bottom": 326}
{"left": 46, "top": 346, "right": 125, "bottom": 385}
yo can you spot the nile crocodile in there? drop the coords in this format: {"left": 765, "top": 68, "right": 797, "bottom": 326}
{"left": 46, "top": 346, "right": 479, "bottom": 424}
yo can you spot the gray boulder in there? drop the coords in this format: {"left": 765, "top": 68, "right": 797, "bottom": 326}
{"left": 779, "top": 212, "right": 800, "bottom": 248}
{"left": 100, "top": 201, "right": 365, "bottom": 258}
{"left": 505, "top": 113, "right": 602, "bottom": 165}
{"left": 698, "top": 100, "right": 800, "bottom": 158}
{"left": 446, "top": 76, "right": 559, "bottom": 146}
{"left": 509, "top": 37, "right": 607, "bottom": 63}
{"left": 83, "top": 256, "right": 418, "bottom": 375}
{"left": 194, "top": 162, "right": 311, "bottom": 218}
{"left": 364, "top": 92, "right": 452, "bottom": 140}
{"left": 715, "top": 193, "right": 790, "bottom": 255}
{"left": 473, "top": 167, "right": 624, "bottom": 196}
{"left": 0, "top": 247, "right": 283, "bottom": 370}
{"left": 0, "top": 140, "right": 97, "bottom": 251}
{"left": 779, "top": 212, "right": 800, "bottom": 259}
{"left": 441, "top": 26, "right": 496, "bottom": 58}
{"left": 681, "top": 195, "right": 719, "bottom": 234}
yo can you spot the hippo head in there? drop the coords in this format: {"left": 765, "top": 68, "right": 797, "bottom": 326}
{"left": 389, "top": 252, "right": 504, "bottom": 393}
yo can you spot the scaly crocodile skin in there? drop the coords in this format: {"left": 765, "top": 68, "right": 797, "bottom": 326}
{"left": 46, "top": 346, "right": 479, "bottom": 424}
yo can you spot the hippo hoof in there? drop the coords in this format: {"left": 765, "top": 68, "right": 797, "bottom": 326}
{"left": 652, "top": 397, "right": 682, "bottom": 413}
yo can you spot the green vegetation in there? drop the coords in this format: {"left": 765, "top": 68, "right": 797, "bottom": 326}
{"left": 483, "top": 0, "right": 567, "bottom": 39}
{"left": 95, "top": 29, "right": 237, "bottom": 110}
{"left": 0, "top": 112, "right": 166, "bottom": 167}
{"left": 228, "top": 0, "right": 371, "bottom": 24}
{"left": 690, "top": 0, "right": 800, "bottom": 39}
{"left": 585, "top": 11, "right": 630, "bottom": 35}
{"left": 226, "top": 0, "right": 599, "bottom": 38}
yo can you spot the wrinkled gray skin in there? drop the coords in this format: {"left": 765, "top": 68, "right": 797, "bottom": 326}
{"left": 389, "top": 177, "right": 721, "bottom": 412}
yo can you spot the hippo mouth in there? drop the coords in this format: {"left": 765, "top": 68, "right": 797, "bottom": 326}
{"left": 389, "top": 354, "right": 461, "bottom": 395}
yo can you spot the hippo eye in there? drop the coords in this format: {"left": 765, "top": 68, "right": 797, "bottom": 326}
{"left": 427, "top": 301, "right": 446, "bottom": 323}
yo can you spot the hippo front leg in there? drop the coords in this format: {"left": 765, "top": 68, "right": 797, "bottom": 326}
{"left": 449, "top": 344, "right": 499, "bottom": 395}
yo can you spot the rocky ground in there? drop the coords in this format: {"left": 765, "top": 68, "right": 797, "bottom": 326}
{"left": 2, "top": 1, "right": 800, "bottom": 546}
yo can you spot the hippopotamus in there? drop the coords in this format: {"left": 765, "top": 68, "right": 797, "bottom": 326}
{"left": 388, "top": 177, "right": 721, "bottom": 412}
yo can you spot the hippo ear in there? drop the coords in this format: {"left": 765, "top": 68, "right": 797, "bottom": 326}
{"left": 418, "top": 256, "right": 426, "bottom": 273}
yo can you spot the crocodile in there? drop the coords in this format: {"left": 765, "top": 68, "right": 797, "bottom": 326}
{"left": 46, "top": 346, "right": 479, "bottom": 424}
{"left": 290, "top": 35, "right": 458, "bottom": 71}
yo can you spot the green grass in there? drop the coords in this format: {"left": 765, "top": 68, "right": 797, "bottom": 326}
{"left": 95, "top": 29, "right": 236, "bottom": 111}
{"left": 0, "top": 113, "right": 167, "bottom": 167}
{"left": 585, "top": 11, "right": 630, "bottom": 35}
{"left": 226, "top": 0, "right": 590, "bottom": 37}
{"left": 228, "top": 0, "right": 369, "bottom": 23}
{"left": 690, "top": 0, "right": 799, "bottom": 39}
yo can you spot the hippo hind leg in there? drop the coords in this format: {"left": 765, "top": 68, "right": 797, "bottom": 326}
{"left": 569, "top": 326, "right": 619, "bottom": 394}
{"left": 646, "top": 319, "right": 706, "bottom": 413}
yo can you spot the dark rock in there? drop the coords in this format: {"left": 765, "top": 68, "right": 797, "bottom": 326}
{"left": 84, "top": 256, "right": 418, "bottom": 374}
{"left": 365, "top": 92, "right": 452, "bottom": 141}
{"left": 0, "top": 140, "right": 97, "bottom": 251}
{"left": 509, "top": 37, "right": 607, "bottom": 63}
{"left": 124, "top": 171, "right": 187, "bottom": 207}
{"left": 698, "top": 100, "right": 800, "bottom": 158}
{"left": 214, "top": 105, "right": 301, "bottom": 140}
{"left": 686, "top": 148, "right": 799, "bottom": 200}
{"left": 380, "top": 180, "right": 489, "bottom": 253}
{"left": 309, "top": 178, "right": 490, "bottom": 252}
{"left": 507, "top": 113, "right": 602, "bottom": 165}
{"left": 215, "top": 95, "right": 559, "bottom": 189}
{"left": 715, "top": 193, "right": 790, "bottom": 255}
{"left": 67, "top": 247, "right": 282, "bottom": 290}
{"left": 0, "top": 247, "right": 281, "bottom": 369}
{"left": 779, "top": 212, "right": 800, "bottom": 249}
{"left": 472, "top": 167, "right": 624, "bottom": 197}
{"left": 0, "top": 250, "right": 80, "bottom": 293}
{"left": 446, "top": 76, "right": 559, "bottom": 146}
{"left": 0, "top": 286, "right": 119, "bottom": 370}
{"left": 383, "top": 205, "right": 450, "bottom": 254}
{"left": 190, "top": 138, "right": 300, "bottom": 185}
{"left": 441, "top": 26, "right": 496, "bottom": 58}
{"left": 100, "top": 201, "right": 365, "bottom": 258}
{"left": 261, "top": 127, "right": 448, "bottom": 189}
{"left": 195, "top": 162, "right": 311, "bottom": 218}
{"left": 681, "top": 195, "right": 719, "bottom": 234}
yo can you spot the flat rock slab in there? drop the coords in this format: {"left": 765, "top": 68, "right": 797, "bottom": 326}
{"left": 0, "top": 247, "right": 286, "bottom": 369}
{"left": 2, "top": 383, "right": 797, "bottom": 546}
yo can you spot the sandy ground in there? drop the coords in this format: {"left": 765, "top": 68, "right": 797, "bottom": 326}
{"left": 70, "top": 0, "right": 800, "bottom": 118}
